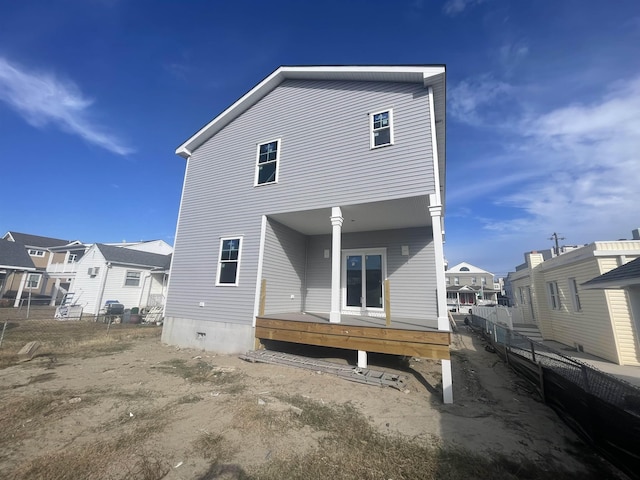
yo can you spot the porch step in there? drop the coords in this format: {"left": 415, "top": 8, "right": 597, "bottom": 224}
{"left": 239, "top": 350, "right": 407, "bottom": 390}
{"left": 513, "top": 325, "right": 544, "bottom": 343}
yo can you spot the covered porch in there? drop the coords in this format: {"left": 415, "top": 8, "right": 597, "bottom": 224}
{"left": 252, "top": 194, "right": 452, "bottom": 402}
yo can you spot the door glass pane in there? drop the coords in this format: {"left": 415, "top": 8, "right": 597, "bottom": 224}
{"left": 365, "top": 255, "right": 383, "bottom": 308}
{"left": 346, "top": 255, "right": 362, "bottom": 307}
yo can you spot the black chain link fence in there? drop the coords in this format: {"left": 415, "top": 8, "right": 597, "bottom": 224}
{"left": 469, "top": 313, "right": 640, "bottom": 479}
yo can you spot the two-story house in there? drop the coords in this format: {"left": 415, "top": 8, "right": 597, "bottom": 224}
{"left": 162, "top": 65, "right": 452, "bottom": 402}
{"left": 445, "top": 262, "right": 499, "bottom": 313}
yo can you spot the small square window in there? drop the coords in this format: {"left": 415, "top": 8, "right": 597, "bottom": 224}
{"left": 370, "top": 110, "right": 394, "bottom": 148}
{"left": 217, "top": 237, "right": 242, "bottom": 286}
{"left": 255, "top": 140, "right": 280, "bottom": 185}
{"left": 125, "top": 271, "right": 141, "bottom": 287}
{"left": 26, "top": 273, "right": 41, "bottom": 289}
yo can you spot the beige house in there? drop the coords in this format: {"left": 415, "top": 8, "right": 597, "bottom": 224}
{"left": 509, "top": 233, "right": 640, "bottom": 366}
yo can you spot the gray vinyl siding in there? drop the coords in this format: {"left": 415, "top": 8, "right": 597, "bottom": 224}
{"left": 166, "top": 79, "right": 437, "bottom": 327}
{"left": 262, "top": 218, "right": 307, "bottom": 314}
{"left": 305, "top": 227, "right": 436, "bottom": 320}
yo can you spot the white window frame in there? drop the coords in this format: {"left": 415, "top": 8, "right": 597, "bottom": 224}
{"left": 216, "top": 236, "right": 243, "bottom": 286}
{"left": 124, "top": 270, "right": 141, "bottom": 287}
{"left": 454, "top": 276, "right": 459, "bottom": 286}
{"left": 341, "top": 248, "right": 387, "bottom": 314}
{"left": 548, "top": 281, "right": 561, "bottom": 310}
{"left": 471, "top": 276, "right": 476, "bottom": 285}
{"left": 370, "top": 109, "right": 394, "bottom": 149}
{"left": 568, "top": 278, "right": 582, "bottom": 312}
{"left": 67, "top": 253, "right": 77, "bottom": 264}
{"left": 254, "top": 139, "right": 281, "bottom": 186}
{"left": 25, "top": 273, "right": 41, "bottom": 289}
{"left": 28, "top": 249, "right": 45, "bottom": 257}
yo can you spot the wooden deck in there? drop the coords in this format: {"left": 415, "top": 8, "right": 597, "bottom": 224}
{"left": 255, "top": 312, "right": 450, "bottom": 360}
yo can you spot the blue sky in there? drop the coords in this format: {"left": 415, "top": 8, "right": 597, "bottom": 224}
{"left": 1, "top": 0, "right": 639, "bottom": 278}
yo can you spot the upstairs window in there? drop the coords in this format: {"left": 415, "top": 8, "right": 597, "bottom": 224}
{"left": 370, "top": 110, "right": 394, "bottom": 148}
{"left": 67, "top": 254, "right": 77, "bottom": 264}
{"left": 28, "top": 249, "right": 45, "bottom": 257}
{"left": 125, "top": 271, "right": 141, "bottom": 286}
{"left": 569, "top": 278, "right": 582, "bottom": 312}
{"left": 217, "top": 237, "right": 242, "bottom": 286}
{"left": 471, "top": 277, "right": 476, "bottom": 285}
{"left": 255, "top": 140, "right": 280, "bottom": 185}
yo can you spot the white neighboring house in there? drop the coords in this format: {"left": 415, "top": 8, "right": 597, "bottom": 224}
{"left": 69, "top": 243, "right": 172, "bottom": 316}
{"left": 445, "top": 262, "right": 498, "bottom": 314}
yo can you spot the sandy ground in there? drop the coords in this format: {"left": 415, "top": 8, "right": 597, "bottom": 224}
{"left": 0, "top": 322, "right": 624, "bottom": 479}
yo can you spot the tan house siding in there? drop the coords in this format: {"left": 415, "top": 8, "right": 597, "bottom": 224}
{"left": 600, "top": 257, "right": 640, "bottom": 365}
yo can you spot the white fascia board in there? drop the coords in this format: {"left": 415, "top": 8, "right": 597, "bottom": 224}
{"left": 175, "top": 65, "right": 446, "bottom": 159}
{"left": 0, "top": 264, "right": 36, "bottom": 271}
{"left": 582, "top": 278, "right": 640, "bottom": 290}
{"left": 593, "top": 250, "right": 640, "bottom": 256}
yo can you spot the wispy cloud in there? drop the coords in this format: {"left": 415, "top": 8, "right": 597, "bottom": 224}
{"left": 474, "top": 76, "right": 640, "bottom": 242}
{"left": 442, "top": 0, "right": 486, "bottom": 16}
{"left": 448, "top": 74, "right": 514, "bottom": 125}
{"left": 0, "top": 57, "right": 133, "bottom": 155}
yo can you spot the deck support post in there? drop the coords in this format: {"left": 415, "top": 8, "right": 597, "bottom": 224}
{"left": 13, "top": 272, "right": 28, "bottom": 308}
{"left": 50, "top": 278, "right": 61, "bottom": 306}
{"left": 357, "top": 350, "right": 367, "bottom": 369}
{"left": 442, "top": 359, "right": 453, "bottom": 404}
{"left": 330, "top": 206, "right": 343, "bottom": 323}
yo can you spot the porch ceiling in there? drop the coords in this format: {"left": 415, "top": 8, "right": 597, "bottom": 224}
{"left": 268, "top": 196, "right": 432, "bottom": 235}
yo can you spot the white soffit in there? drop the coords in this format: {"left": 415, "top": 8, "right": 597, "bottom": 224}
{"left": 176, "top": 65, "right": 446, "bottom": 159}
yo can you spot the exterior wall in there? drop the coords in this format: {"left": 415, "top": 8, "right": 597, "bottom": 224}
{"left": 70, "top": 246, "right": 108, "bottom": 315}
{"left": 125, "top": 241, "right": 173, "bottom": 255}
{"left": 304, "top": 227, "right": 436, "bottom": 320}
{"left": 446, "top": 272, "right": 492, "bottom": 287}
{"left": 100, "top": 266, "right": 151, "bottom": 311}
{"left": 165, "top": 78, "right": 438, "bottom": 352}
{"left": 262, "top": 218, "right": 306, "bottom": 314}
{"left": 600, "top": 256, "right": 640, "bottom": 365}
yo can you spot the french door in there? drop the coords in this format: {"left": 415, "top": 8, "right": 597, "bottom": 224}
{"left": 342, "top": 249, "right": 386, "bottom": 314}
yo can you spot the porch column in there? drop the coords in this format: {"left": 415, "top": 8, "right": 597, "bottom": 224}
{"left": 330, "top": 207, "right": 343, "bottom": 323}
{"left": 50, "top": 278, "right": 61, "bottom": 306}
{"left": 429, "top": 194, "right": 453, "bottom": 404}
{"left": 13, "top": 272, "right": 27, "bottom": 308}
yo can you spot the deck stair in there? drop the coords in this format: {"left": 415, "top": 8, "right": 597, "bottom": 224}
{"left": 240, "top": 349, "right": 408, "bottom": 390}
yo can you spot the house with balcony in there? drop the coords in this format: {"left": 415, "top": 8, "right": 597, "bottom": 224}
{"left": 509, "top": 229, "right": 640, "bottom": 366}
{"left": 162, "top": 65, "right": 453, "bottom": 402}
{"left": 1, "top": 231, "right": 74, "bottom": 306}
{"left": 445, "top": 262, "right": 498, "bottom": 313}
{"left": 0, "top": 239, "right": 36, "bottom": 305}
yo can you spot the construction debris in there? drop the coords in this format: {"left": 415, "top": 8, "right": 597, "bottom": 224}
{"left": 18, "top": 341, "right": 40, "bottom": 362}
{"left": 240, "top": 350, "right": 408, "bottom": 390}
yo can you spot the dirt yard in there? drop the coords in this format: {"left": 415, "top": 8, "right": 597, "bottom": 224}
{"left": 0, "top": 311, "right": 626, "bottom": 479}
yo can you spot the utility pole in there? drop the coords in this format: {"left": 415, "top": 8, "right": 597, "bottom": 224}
{"left": 549, "top": 232, "right": 566, "bottom": 256}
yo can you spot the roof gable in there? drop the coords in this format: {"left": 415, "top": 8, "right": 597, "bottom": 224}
{"left": 176, "top": 65, "right": 446, "bottom": 160}
{"left": 447, "top": 262, "right": 493, "bottom": 275}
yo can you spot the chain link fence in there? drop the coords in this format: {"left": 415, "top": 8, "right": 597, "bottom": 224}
{"left": 468, "top": 311, "right": 640, "bottom": 478}
{"left": 0, "top": 306, "right": 162, "bottom": 367}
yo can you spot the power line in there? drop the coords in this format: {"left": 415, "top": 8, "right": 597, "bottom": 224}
{"left": 549, "top": 232, "right": 566, "bottom": 256}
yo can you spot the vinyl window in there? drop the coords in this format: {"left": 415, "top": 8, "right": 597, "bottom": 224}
{"left": 125, "top": 271, "right": 141, "bottom": 287}
{"left": 255, "top": 140, "right": 280, "bottom": 185}
{"left": 568, "top": 278, "right": 582, "bottom": 312}
{"left": 217, "top": 237, "right": 242, "bottom": 286}
{"left": 28, "top": 249, "right": 45, "bottom": 257}
{"left": 548, "top": 281, "right": 561, "bottom": 310}
{"left": 26, "top": 273, "right": 41, "bottom": 289}
{"left": 370, "top": 109, "right": 394, "bottom": 148}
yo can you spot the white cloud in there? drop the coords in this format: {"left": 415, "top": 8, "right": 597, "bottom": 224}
{"left": 448, "top": 74, "right": 513, "bottom": 125}
{"left": 0, "top": 57, "right": 133, "bottom": 155}
{"left": 482, "top": 76, "right": 640, "bottom": 242}
{"left": 442, "top": 0, "right": 485, "bottom": 16}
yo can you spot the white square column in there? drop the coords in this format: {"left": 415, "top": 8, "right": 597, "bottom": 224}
{"left": 330, "top": 207, "right": 343, "bottom": 323}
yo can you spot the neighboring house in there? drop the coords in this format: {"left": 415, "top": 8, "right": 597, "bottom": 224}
{"left": 0, "top": 239, "right": 36, "bottom": 305}
{"left": 445, "top": 262, "right": 498, "bottom": 313}
{"left": 69, "top": 243, "right": 172, "bottom": 316}
{"left": 163, "top": 65, "right": 453, "bottom": 402}
{"left": 509, "top": 230, "right": 640, "bottom": 366}
{"left": 2, "top": 232, "right": 73, "bottom": 306}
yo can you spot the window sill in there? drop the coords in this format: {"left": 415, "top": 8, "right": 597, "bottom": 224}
{"left": 370, "top": 143, "right": 394, "bottom": 150}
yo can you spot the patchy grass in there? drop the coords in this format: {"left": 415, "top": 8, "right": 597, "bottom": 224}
{"left": 0, "top": 319, "right": 161, "bottom": 368}
{"left": 177, "top": 394, "right": 203, "bottom": 404}
{"left": 157, "top": 358, "right": 246, "bottom": 393}
{"left": 192, "top": 431, "right": 233, "bottom": 462}
{"left": 246, "top": 395, "right": 616, "bottom": 480}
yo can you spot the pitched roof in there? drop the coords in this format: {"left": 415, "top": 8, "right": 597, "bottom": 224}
{"left": 5, "top": 232, "right": 72, "bottom": 248}
{"left": 447, "top": 262, "right": 493, "bottom": 275}
{"left": 176, "top": 65, "right": 446, "bottom": 161}
{"left": 582, "top": 257, "right": 640, "bottom": 289}
{"left": 0, "top": 239, "right": 36, "bottom": 270}
{"left": 96, "top": 244, "right": 172, "bottom": 269}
